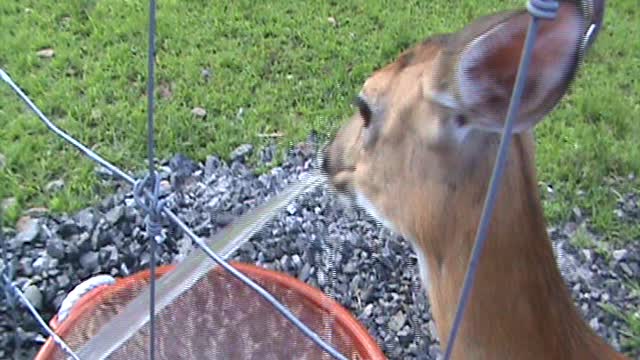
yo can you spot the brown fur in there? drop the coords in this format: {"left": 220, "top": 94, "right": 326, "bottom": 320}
{"left": 323, "top": 1, "right": 626, "bottom": 359}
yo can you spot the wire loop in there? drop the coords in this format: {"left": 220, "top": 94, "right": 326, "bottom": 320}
{"left": 1, "top": 66, "right": 348, "bottom": 359}
{"left": 133, "top": 174, "right": 166, "bottom": 243}
{"left": 526, "top": 0, "right": 559, "bottom": 19}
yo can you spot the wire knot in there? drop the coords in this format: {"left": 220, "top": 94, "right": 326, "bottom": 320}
{"left": 526, "top": 0, "right": 559, "bottom": 19}
{"left": 133, "top": 174, "right": 167, "bottom": 243}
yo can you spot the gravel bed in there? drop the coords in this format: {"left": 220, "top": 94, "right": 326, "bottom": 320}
{"left": 1, "top": 137, "right": 638, "bottom": 359}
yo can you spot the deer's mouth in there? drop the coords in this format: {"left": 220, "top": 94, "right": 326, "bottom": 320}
{"left": 319, "top": 142, "right": 359, "bottom": 207}
{"left": 320, "top": 140, "right": 401, "bottom": 237}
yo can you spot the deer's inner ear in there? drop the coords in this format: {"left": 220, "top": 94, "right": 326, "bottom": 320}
{"left": 452, "top": 3, "right": 584, "bottom": 132}
{"left": 354, "top": 95, "right": 372, "bottom": 128}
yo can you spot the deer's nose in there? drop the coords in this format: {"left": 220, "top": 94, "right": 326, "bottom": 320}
{"left": 320, "top": 143, "right": 333, "bottom": 176}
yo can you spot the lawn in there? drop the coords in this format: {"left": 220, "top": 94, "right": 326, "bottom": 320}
{"left": 1, "top": 0, "right": 639, "bottom": 239}
{"left": 0, "top": 0, "right": 639, "bottom": 353}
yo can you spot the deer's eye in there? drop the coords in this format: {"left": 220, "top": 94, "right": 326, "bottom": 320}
{"left": 454, "top": 114, "right": 468, "bottom": 127}
{"left": 354, "top": 95, "right": 372, "bottom": 128}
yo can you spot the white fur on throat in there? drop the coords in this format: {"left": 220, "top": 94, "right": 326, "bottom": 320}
{"left": 355, "top": 190, "right": 431, "bottom": 292}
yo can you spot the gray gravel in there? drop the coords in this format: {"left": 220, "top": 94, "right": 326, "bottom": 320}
{"left": 1, "top": 137, "right": 639, "bottom": 359}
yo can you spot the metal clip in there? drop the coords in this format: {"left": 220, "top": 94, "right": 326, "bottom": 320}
{"left": 133, "top": 174, "right": 167, "bottom": 244}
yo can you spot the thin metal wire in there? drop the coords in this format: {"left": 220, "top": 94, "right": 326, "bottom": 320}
{"left": 0, "top": 210, "right": 74, "bottom": 359}
{"left": 145, "top": 1, "right": 158, "bottom": 201}
{"left": 145, "top": 0, "right": 159, "bottom": 358}
{"left": 0, "top": 70, "right": 136, "bottom": 185}
{"left": 526, "top": 0, "right": 559, "bottom": 18}
{"left": 1, "top": 69, "right": 348, "bottom": 359}
{"left": 442, "top": 2, "right": 557, "bottom": 359}
{"left": 4, "top": 2, "right": 598, "bottom": 358}
{"left": 165, "top": 208, "right": 350, "bottom": 360}
{"left": 0, "top": 182, "right": 77, "bottom": 360}
{"left": 1, "top": 272, "right": 81, "bottom": 360}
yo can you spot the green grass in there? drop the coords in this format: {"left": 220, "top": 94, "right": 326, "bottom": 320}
{"left": 0, "top": 0, "right": 638, "bottom": 354}
{"left": 601, "top": 286, "right": 640, "bottom": 357}
{"left": 1, "top": 1, "right": 639, "bottom": 236}
{"left": 0, "top": 2, "right": 638, "bottom": 227}
{"left": 625, "top": 282, "right": 640, "bottom": 354}
{"left": 622, "top": 311, "right": 640, "bottom": 356}
{"left": 569, "top": 223, "right": 613, "bottom": 260}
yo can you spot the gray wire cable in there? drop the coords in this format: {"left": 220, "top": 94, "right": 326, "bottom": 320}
{"left": 0, "top": 70, "right": 137, "bottom": 185}
{"left": 164, "top": 208, "right": 349, "bottom": 360}
{"left": 145, "top": 0, "right": 159, "bottom": 359}
{"left": 1, "top": 69, "right": 348, "bottom": 360}
{"left": 441, "top": 2, "right": 558, "bottom": 359}
{"left": 1, "top": 273, "right": 81, "bottom": 360}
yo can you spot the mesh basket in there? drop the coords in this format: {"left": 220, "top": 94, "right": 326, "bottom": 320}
{"left": 34, "top": 262, "right": 386, "bottom": 360}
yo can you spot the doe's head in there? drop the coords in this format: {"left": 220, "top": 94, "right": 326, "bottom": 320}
{"left": 322, "top": 1, "right": 599, "bottom": 238}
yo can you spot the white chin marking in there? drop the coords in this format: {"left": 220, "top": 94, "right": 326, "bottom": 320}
{"left": 337, "top": 193, "right": 354, "bottom": 209}
{"left": 354, "top": 190, "right": 431, "bottom": 292}
{"left": 454, "top": 124, "right": 472, "bottom": 143}
{"left": 413, "top": 243, "right": 431, "bottom": 293}
{"left": 355, "top": 190, "right": 397, "bottom": 233}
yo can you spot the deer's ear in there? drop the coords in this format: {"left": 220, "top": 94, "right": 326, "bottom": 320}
{"left": 453, "top": 3, "right": 586, "bottom": 133}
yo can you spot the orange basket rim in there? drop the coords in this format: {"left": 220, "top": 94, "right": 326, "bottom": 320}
{"left": 35, "top": 261, "right": 387, "bottom": 360}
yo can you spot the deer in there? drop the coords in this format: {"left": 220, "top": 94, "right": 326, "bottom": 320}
{"left": 321, "top": 0, "right": 628, "bottom": 359}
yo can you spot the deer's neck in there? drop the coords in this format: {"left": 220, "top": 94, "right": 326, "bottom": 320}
{"left": 410, "top": 133, "right": 622, "bottom": 360}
